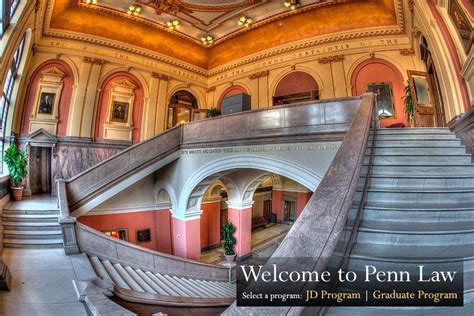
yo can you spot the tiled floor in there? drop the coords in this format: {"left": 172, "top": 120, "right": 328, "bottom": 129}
{"left": 0, "top": 248, "right": 87, "bottom": 316}
{"left": 201, "top": 223, "right": 292, "bottom": 265}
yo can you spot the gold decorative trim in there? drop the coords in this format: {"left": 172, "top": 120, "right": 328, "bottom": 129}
{"left": 152, "top": 72, "right": 170, "bottom": 81}
{"left": 318, "top": 54, "right": 345, "bottom": 64}
{"left": 249, "top": 70, "right": 269, "bottom": 80}
{"left": 399, "top": 48, "right": 415, "bottom": 56}
{"left": 83, "top": 57, "right": 106, "bottom": 65}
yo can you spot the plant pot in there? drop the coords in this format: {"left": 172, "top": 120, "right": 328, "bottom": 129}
{"left": 224, "top": 254, "right": 236, "bottom": 264}
{"left": 11, "top": 187, "right": 23, "bottom": 201}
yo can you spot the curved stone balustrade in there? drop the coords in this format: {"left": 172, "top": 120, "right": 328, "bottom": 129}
{"left": 223, "top": 93, "right": 376, "bottom": 315}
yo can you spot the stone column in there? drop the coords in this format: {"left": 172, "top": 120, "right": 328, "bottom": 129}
{"left": 227, "top": 201, "right": 253, "bottom": 261}
{"left": 171, "top": 215, "right": 201, "bottom": 260}
{"left": 153, "top": 73, "right": 170, "bottom": 134}
{"left": 271, "top": 190, "right": 283, "bottom": 222}
{"left": 80, "top": 58, "right": 106, "bottom": 138}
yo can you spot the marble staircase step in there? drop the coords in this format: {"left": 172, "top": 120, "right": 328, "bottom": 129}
{"left": 372, "top": 133, "right": 457, "bottom": 140}
{"left": 3, "top": 238, "right": 63, "bottom": 248}
{"left": 3, "top": 229, "right": 62, "bottom": 239}
{"left": 2, "top": 209, "right": 60, "bottom": 215}
{"left": 364, "top": 174, "right": 474, "bottom": 189}
{"left": 374, "top": 139, "right": 461, "bottom": 147}
{"left": 373, "top": 146, "right": 467, "bottom": 155}
{"left": 362, "top": 187, "right": 474, "bottom": 204}
{"left": 367, "top": 154, "right": 472, "bottom": 165}
{"left": 370, "top": 164, "right": 474, "bottom": 175}
{"left": 2, "top": 213, "right": 59, "bottom": 222}
{"left": 375, "top": 128, "right": 451, "bottom": 134}
{"left": 2, "top": 221, "right": 61, "bottom": 230}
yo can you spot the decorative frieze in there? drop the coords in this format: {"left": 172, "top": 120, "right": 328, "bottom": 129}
{"left": 317, "top": 54, "right": 345, "bottom": 64}
{"left": 152, "top": 72, "right": 170, "bottom": 81}
{"left": 399, "top": 48, "right": 415, "bottom": 56}
{"left": 83, "top": 57, "right": 106, "bottom": 65}
{"left": 249, "top": 70, "right": 270, "bottom": 80}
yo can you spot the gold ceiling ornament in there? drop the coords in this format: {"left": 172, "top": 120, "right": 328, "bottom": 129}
{"left": 167, "top": 19, "right": 181, "bottom": 30}
{"left": 127, "top": 4, "right": 142, "bottom": 16}
{"left": 84, "top": 0, "right": 98, "bottom": 4}
{"left": 284, "top": 0, "right": 300, "bottom": 10}
{"left": 137, "top": 0, "right": 260, "bottom": 14}
{"left": 201, "top": 35, "right": 214, "bottom": 45}
{"left": 238, "top": 16, "right": 253, "bottom": 28}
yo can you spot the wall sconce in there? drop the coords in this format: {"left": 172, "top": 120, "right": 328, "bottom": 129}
{"left": 167, "top": 19, "right": 181, "bottom": 30}
{"left": 284, "top": 0, "right": 299, "bottom": 10}
{"left": 201, "top": 35, "right": 214, "bottom": 45}
{"left": 127, "top": 4, "right": 142, "bottom": 16}
{"left": 238, "top": 16, "right": 253, "bottom": 28}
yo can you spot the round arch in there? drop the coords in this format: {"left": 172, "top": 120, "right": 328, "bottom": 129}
{"left": 166, "top": 84, "right": 206, "bottom": 109}
{"left": 154, "top": 180, "right": 179, "bottom": 211}
{"left": 216, "top": 84, "right": 250, "bottom": 109}
{"left": 94, "top": 71, "right": 145, "bottom": 141}
{"left": 98, "top": 67, "right": 150, "bottom": 99}
{"left": 270, "top": 69, "right": 321, "bottom": 106}
{"left": 178, "top": 155, "right": 321, "bottom": 217}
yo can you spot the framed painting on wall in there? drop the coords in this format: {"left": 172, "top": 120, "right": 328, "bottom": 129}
{"left": 38, "top": 92, "right": 55, "bottom": 114}
{"left": 111, "top": 101, "right": 129, "bottom": 123}
{"left": 136, "top": 228, "right": 151, "bottom": 243}
{"left": 366, "top": 82, "right": 396, "bottom": 119}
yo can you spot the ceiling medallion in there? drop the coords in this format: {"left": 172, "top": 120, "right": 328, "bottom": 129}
{"left": 136, "top": 0, "right": 190, "bottom": 15}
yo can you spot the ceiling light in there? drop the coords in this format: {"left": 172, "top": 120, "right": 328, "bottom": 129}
{"left": 238, "top": 16, "right": 253, "bottom": 28}
{"left": 127, "top": 4, "right": 142, "bottom": 16}
{"left": 284, "top": 0, "right": 299, "bottom": 10}
{"left": 201, "top": 35, "right": 213, "bottom": 45}
{"left": 167, "top": 19, "right": 181, "bottom": 30}
{"left": 84, "top": 0, "right": 98, "bottom": 4}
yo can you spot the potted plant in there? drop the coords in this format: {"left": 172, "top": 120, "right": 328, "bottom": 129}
{"left": 403, "top": 82, "right": 415, "bottom": 127}
{"left": 207, "top": 107, "right": 221, "bottom": 118}
{"left": 3, "top": 144, "right": 28, "bottom": 201}
{"left": 222, "top": 221, "right": 236, "bottom": 264}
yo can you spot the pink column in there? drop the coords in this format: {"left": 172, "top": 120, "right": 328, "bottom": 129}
{"left": 171, "top": 217, "right": 201, "bottom": 261}
{"left": 200, "top": 206, "right": 210, "bottom": 249}
{"left": 227, "top": 207, "right": 252, "bottom": 260}
{"left": 272, "top": 190, "right": 283, "bottom": 222}
{"left": 208, "top": 202, "right": 222, "bottom": 247}
{"left": 296, "top": 192, "right": 312, "bottom": 218}
{"left": 156, "top": 209, "right": 173, "bottom": 254}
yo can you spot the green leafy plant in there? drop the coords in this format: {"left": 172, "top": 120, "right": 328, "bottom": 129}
{"left": 207, "top": 107, "right": 221, "bottom": 118}
{"left": 403, "top": 82, "right": 415, "bottom": 124}
{"left": 221, "top": 221, "right": 236, "bottom": 256}
{"left": 3, "top": 144, "right": 28, "bottom": 187}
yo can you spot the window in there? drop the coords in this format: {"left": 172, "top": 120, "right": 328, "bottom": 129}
{"left": 0, "top": 0, "right": 20, "bottom": 36}
{"left": 0, "top": 33, "right": 25, "bottom": 132}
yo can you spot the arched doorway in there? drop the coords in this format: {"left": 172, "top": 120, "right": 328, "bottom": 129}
{"left": 166, "top": 90, "right": 201, "bottom": 128}
{"left": 273, "top": 71, "right": 319, "bottom": 106}
{"left": 419, "top": 36, "right": 446, "bottom": 127}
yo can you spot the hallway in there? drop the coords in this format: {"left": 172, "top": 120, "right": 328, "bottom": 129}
{"left": 200, "top": 223, "right": 291, "bottom": 265}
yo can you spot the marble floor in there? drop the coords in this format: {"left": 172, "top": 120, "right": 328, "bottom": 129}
{"left": 0, "top": 248, "right": 87, "bottom": 316}
{"left": 201, "top": 223, "right": 292, "bottom": 265}
{"left": 5, "top": 194, "right": 57, "bottom": 211}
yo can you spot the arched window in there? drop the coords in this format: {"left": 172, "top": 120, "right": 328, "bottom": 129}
{"left": 1, "top": 33, "right": 25, "bottom": 132}
{"left": 0, "top": 0, "right": 20, "bottom": 36}
{"left": 273, "top": 71, "right": 319, "bottom": 106}
{"left": 167, "top": 90, "right": 202, "bottom": 128}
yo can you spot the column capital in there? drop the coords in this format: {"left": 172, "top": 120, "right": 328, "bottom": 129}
{"left": 226, "top": 200, "right": 254, "bottom": 210}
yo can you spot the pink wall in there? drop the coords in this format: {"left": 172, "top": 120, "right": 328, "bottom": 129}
{"left": 274, "top": 71, "right": 318, "bottom": 97}
{"left": 461, "top": 0, "right": 473, "bottom": 17}
{"left": 172, "top": 217, "right": 201, "bottom": 260}
{"left": 272, "top": 190, "right": 283, "bottom": 221}
{"left": 228, "top": 207, "right": 252, "bottom": 258}
{"left": 351, "top": 58, "right": 408, "bottom": 128}
{"left": 78, "top": 209, "right": 173, "bottom": 252}
{"left": 21, "top": 60, "right": 74, "bottom": 136}
{"left": 200, "top": 202, "right": 221, "bottom": 249}
{"left": 217, "top": 85, "right": 248, "bottom": 109}
{"left": 95, "top": 72, "right": 144, "bottom": 141}
{"left": 296, "top": 192, "right": 312, "bottom": 218}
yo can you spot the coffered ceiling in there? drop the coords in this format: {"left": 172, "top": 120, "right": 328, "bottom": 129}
{"left": 44, "top": 0, "right": 404, "bottom": 70}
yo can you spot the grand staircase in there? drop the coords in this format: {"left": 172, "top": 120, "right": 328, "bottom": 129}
{"left": 2, "top": 196, "right": 62, "bottom": 248}
{"left": 88, "top": 255, "right": 236, "bottom": 302}
{"left": 326, "top": 127, "right": 474, "bottom": 315}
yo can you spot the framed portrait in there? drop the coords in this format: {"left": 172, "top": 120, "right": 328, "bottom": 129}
{"left": 367, "top": 82, "right": 396, "bottom": 119}
{"left": 136, "top": 229, "right": 151, "bottom": 243}
{"left": 449, "top": 0, "right": 473, "bottom": 54}
{"left": 111, "top": 101, "right": 129, "bottom": 123}
{"left": 408, "top": 71, "right": 433, "bottom": 108}
{"left": 38, "top": 92, "right": 55, "bottom": 114}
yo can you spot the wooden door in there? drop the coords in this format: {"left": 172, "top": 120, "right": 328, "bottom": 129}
{"left": 263, "top": 200, "right": 271, "bottom": 222}
{"left": 408, "top": 70, "right": 438, "bottom": 127}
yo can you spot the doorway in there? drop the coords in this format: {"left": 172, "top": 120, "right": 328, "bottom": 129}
{"left": 283, "top": 200, "right": 296, "bottom": 222}
{"left": 29, "top": 146, "right": 52, "bottom": 195}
